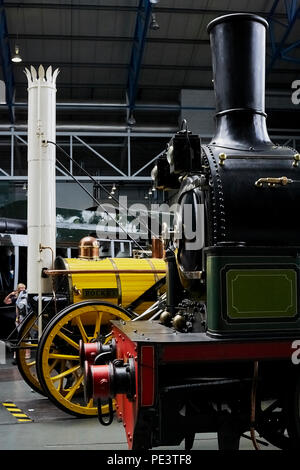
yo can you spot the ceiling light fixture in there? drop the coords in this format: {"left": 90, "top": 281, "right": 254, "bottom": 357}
{"left": 12, "top": 45, "right": 22, "bottom": 63}
{"left": 12, "top": 6, "right": 22, "bottom": 63}
{"left": 150, "top": 13, "right": 159, "bottom": 30}
{"left": 127, "top": 113, "right": 136, "bottom": 126}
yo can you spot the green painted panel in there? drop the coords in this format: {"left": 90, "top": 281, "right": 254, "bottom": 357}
{"left": 226, "top": 269, "right": 297, "bottom": 319}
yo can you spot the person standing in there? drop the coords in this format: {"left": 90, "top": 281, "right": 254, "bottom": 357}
{"left": 4, "top": 283, "right": 29, "bottom": 364}
{"left": 3, "top": 283, "right": 25, "bottom": 306}
{"left": 15, "top": 284, "right": 28, "bottom": 325}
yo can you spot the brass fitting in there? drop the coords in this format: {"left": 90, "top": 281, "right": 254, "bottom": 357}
{"left": 293, "top": 154, "right": 300, "bottom": 167}
{"left": 218, "top": 152, "right": 227, "bottom": 166}
{"left": 254, "top": 176, "right": 292, "bottom": 188}
{"left": 78, "top": 236, "right": 100, "bottom": 260}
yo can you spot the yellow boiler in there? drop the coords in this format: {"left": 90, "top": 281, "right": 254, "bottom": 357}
{"left": 53, "top": 256, "right": 166, "bottom": 315}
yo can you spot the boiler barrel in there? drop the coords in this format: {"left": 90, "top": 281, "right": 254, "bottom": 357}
{"left": 54, "top": 256, "right": 166, "bottom": 314}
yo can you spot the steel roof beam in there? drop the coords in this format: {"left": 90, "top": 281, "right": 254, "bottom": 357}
{"left": 14, "top": 61, "right": 213, "bottom": 71}
{"left": 126, "top": 0, "right": 154, "bottom": 121}
{"left": 0, "top": 1, "right": 15, "bottom": 123}
{"left": 267, "top": 0, "right": 300, "bottom": 73}
{"left": 8, "top": 33, "right": 210, "bottom": 46}
{"left": 3, "top": 2, "right": 289, "bottom": 19}
{"left": 12, "top": 60, "right": 300, "bottom": 75}
{"left": 9, "top": 33, "right": 300, "bottom": 53}
{"left": 11, "top": 82, "right": 297, "bottom": 92}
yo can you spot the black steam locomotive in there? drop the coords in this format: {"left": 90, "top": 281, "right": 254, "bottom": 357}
{"left": 82, "top": 13, "right": 300, "bottom": 450}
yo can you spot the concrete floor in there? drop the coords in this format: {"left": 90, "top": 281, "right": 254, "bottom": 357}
{"left": 0, "top": 347, "right": 279, "bottom": 451}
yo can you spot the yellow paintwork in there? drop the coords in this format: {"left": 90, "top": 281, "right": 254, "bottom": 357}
{"left": 64, "top": 257, "right": 166, "bottom": 314}
{"left": 17, "top": 257, "right": 166, "bottom": 416}
{"left": 16, "top": 313, "right": 44, "bottom": 394}
{"left": 40, "top": 302, "right": 132, "bottom": 416}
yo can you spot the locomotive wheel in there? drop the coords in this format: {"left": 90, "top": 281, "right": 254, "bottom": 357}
{"left": 257, "top": 399, "right": 290, "bottom": 449}
{"left": 15, "top": 310, "right": 45, "bottom": 395}
{"left": 257, "top": 376, "right": 300, "bottom": 450}
{"left": 286, "top": 374, "right": 300, "bottom": 448}
{"left": 36, "top": 301, "right": 132, "bottom": 417}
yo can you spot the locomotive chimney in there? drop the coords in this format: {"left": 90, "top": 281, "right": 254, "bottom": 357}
{"left": 207, "top": 14, "right": 272, "bottom": 150}
{"left": 25, "top": 65, "right": 59, "bottom": 336}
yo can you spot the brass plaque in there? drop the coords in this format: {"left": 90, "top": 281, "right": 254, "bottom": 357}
{"left": 82, "top": 288, "right": 119, "bottom": 299}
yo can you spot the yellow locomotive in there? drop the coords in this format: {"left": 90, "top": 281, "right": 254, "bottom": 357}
{"left": 16, "top": 237, "right": 166, "bottom": 417}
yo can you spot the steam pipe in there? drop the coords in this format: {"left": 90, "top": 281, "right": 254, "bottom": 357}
{"left": 0, "top": 124, "right": 177, "bottom": 133}
{"left": 0, "top": 218, "right": 27, "bottom": 234}
{"left": 43, "top": 269, "right": 166, "bottom": 276}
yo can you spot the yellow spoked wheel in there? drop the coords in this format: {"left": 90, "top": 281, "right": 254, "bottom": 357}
{"left": 36, "top": 300, "right": 132, "bottom": 417}
{"left": 16, "top": 310, "right": 45, "bottom": 395}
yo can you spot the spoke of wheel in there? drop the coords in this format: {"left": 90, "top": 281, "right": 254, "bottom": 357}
{"left": 50, "top": 364, "right": 81, "bottom": 382}
{"left": 86, "top": 398, "right": 94, "bottom": 408}
{"left": 263, "top": 400, "right": 281, "bottom": 416}
{"left": 48, "top": 353, "right": 80, "bottom": 361}
{"left": 93, "top": 311, "right": 103, "bottom": 339}
{"left": 75, "top": 316, "right": 88, "bottom": 343}
{"left": 59, "top": 360, "right": 67, "bottom": 392}
{"left": 103, "top": 335, "right": 112, "bottom": 345}
{"left": 57, "top": 330, "right": 79, "bottom": 350}
{"left": 49, "top": 358, "right": 59, "bottom": 373}
{"left": 65, "top": 375, "right": 84, "bottom": 401}
{"left": 26, "top": 360, "right": 36, "bottom": 367}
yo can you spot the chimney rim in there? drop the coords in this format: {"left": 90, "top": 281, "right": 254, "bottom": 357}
{"left": 207, "top": 13, "right": 269, "bottom": 34}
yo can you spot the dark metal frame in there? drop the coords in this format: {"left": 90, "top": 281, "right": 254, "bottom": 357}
{"left": 267, "top": 0, "right": 300, "bottom": 73}
{"left": 0, "top": 0, "right": 15, "bottom": 123}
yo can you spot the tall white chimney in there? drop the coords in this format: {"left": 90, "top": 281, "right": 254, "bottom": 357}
{"left": 25, "top": 65, "right": 59, "bottom": 303}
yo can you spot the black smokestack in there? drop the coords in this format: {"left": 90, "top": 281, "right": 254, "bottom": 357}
{"left": 207, "top": 13, "right": 272, "bottom": 150}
